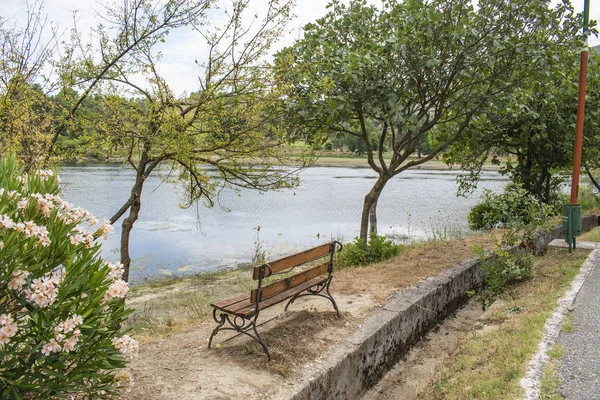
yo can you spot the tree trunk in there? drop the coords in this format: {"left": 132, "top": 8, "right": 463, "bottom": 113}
{"left": 120, "top": 148, "right": 150, "bottom": 282}
{"left": 585, "top": 166, "right": 600, "bottom": 194}
{"left": 359, "top": 175, "right": 388, "bottom": 247}
{"left": 369, "top": 197, "right": 378, "bottom": 236}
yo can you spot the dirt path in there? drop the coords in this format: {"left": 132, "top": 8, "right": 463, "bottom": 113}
{"left": 122, "top": 294, "right": 372, "bottom": 400}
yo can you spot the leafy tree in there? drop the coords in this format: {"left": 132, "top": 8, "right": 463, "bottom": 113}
{"left": 78, "top": 0, "right": 306, "bottom": 281}
{"left": 582, "top": 53, "right": 600, "bottom": 195}
{"left": 277, "top": 0, "right": 570, "bottom": 245}
{"left": 0, "top": 1, "right": 58, "bottom": 168}
{"left": 445, "top": 3, "right": 596, "bottom": 204}
{"left": 0, "top": 0, "right": 211, "bottom": 168}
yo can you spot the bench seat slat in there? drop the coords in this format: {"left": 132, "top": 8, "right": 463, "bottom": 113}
{"left": 211, "top": 293, "right": 251, "bottom": 310}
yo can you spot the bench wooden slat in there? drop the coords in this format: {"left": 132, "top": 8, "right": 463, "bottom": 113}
{"left": 235, "top": 275, "right": 329, "bottom": 317}
{"left": 252, "top": 243, "right": 332, "bottom": 280}
{"left": 250, "top": 262, "right": 329, "bottom": 303}
{"left": 211, "top": 293, "right": 250, "bottom": 309}
{"left": 214, "top": 296, "right": 254, "bottom": 314}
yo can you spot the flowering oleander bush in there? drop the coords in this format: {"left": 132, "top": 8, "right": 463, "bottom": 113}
{"left": 0, "top": 154, "right": 137, "bottom": 398}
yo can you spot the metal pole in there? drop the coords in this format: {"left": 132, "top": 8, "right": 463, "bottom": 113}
{"left": 569, "top": 0, "right": 590, "bottom": 204}
{"left": 570, "top": 50, "right": 589, "bottom": 203}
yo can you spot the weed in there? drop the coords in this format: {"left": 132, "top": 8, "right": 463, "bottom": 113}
{"left": 506, "top": 305, "right": 525, "bottom": 314}
{"left": 546, "top": 344, "right": 565, "bottom": 360}
{"left": 561, "top": 311, "right": 576, "bottom": 333}
{"left": 539, "top": 360, "right": 565, "bottom": 399}
{"left": 252, "top": 225, "right": 269, "bottom": 265}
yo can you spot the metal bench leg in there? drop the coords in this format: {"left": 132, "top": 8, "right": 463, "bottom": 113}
{"left": 251, "top": 317, "right": 271, "bottom": 361}
{"left": 208, "top": 310, "right": 272, "bottom": 360}
{"left": 325, "top": 280, "right": 340, "bottom": 318}
{"left": 284, "top": 280, "right": 340, "bottom": 318}
{"left": 208, "top": 308, "right": 226, "bottom": 348}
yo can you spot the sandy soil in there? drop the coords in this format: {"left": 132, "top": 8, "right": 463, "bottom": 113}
{"left": 121, "top": 235, "right": 496, "bottom": 400}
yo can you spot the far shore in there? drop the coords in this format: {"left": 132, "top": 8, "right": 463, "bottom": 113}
{"left": 312, "top": 155, "right": 501, "bottom": 171}
{"left": 61, "top": 154, "right": 502, "bottom": 171}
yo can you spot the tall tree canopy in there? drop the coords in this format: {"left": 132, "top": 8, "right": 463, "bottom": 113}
{"left": 78, "top": 0, "right": 305, "bottom": 280}
{"left": 444, "top": 2, "right": 597, "bottom": 204}
{"left": 276, "top": 0, "right": 577, "bottom": 244}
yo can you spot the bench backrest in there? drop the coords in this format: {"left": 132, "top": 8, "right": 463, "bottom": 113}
{"left": 250, "top": 241, "right": 342, "bottom": 304}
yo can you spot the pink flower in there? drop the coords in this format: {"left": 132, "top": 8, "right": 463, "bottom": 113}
{"left": 106, "top": 262, "right": 125, "bottom": 280}
{"left": 102, "top": 279, "right": 129, "bottom": 303}
{"left": 41, "top": 339, "right": 61, "bottom": 355}
{"left": 72, "top": 315, "right": 83, "bottom": 325}
{"left": 17, "top": 199, "right": 27, "bottom": 210}
{"left": 112, "top": 335, "right": 139, "bottom": 360}
{"left": 100, "top": 219, "right": 114, "bottom": 240}
{"left": 8, "top": 270, "right": 29, "bottom": 290}
{"left": 63, "top": 336, "right": 79, "bottom": 352}
{"left": 115, "top": 370, "right": 135, "bottom": 392}
{"left": 0, "top": 315, "right": 18, "bottom": 345}
{"left": 0, "top": 314, "right": 14, "bottom": 325}
{"left": 0, "top": 215, "right": 15, "bottom": 229}
{"left": 0, "top": 331, "right": 9, "bottom": 345}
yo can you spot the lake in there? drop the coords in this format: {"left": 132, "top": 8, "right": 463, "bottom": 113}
{"left": 59, "top": 164, "right": 507, "bottom": 282}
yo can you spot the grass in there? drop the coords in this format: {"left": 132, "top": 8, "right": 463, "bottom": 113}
{"left": 125, "top": 267, "right": 255, "bottom": 337}
{"left": 539, "top": 345, "right": 566, "bottom": 399}
{"left": 579, "top": 225, "right": 600, "bottom": 242}
{"left": 540, "top": 360, "right": 565, "bottom": 400}
{"left": 420, "top": 248, "right": 590, "bottom": 400}
{"left": 561, "top": 311, "right": 576, "bottom": 333}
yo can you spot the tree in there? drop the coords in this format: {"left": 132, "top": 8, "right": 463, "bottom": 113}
{"left": 0, "top": 0, "right": 59, "bottom": 169}
{"left": 444, "top": 3, "right": 595, "bottom": 204}
{"left": 78, "top": 0, "right": 306, "bottom": 281}
{"left": 582, "top": 52, "right": 600, "bottom": 195}
{"left": 277, "top": 0, "right": 568, "bottom": 245}
{"left": 0, "top": 0, "right": 211, "bottom": 168}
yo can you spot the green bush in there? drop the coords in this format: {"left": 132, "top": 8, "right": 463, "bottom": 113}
{"left": 337, "top": 234, "right": 401, "bottom": 267}
{"left": 471, "top": 189, "right": 552, "bottom": 309}
{"left": 0, "top": 154, "right": 137, "bottom": 398}
{"left": 468, "top": 184, "right": 555, "bottom": 231}
{"left": 472, "top": 245, "right": 534, "bottom": 310}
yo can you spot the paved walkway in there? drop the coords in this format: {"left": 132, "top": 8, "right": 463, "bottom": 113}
{"left": 557, "top": 247, "right": 600, "bottom": 399}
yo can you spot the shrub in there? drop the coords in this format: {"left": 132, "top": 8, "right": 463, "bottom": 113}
{"left": 472, "top": 189, "right": 552, "bottom": 309}
{"left": 468, "top": 183, "right": 555, "bottom": 231}
{"left": 472, "top": 245, "right": 534, "bottom": 310}
{"left": 337, "top": 234, "right": 401, "bottom": 267}
{"left": 0, "top": 154, "right": 137, "bottom": 398}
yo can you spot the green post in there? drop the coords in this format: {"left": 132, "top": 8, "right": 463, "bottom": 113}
{"left": 563, "top": 204, "right": 582, "bottom": 252}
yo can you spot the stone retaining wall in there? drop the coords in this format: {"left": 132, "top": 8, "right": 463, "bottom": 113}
{"left": 288, "top": 215, "right": 598, "bottom": 400}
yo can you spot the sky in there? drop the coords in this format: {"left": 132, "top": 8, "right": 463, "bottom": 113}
{"left": 0, "top": 0, "right": 598, "bottom": 97}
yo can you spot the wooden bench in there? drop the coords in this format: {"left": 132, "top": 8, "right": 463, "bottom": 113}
{"left": 208, "top": 241, "right": 343, "bottom": 360}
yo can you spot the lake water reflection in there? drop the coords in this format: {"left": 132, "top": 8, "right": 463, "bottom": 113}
{"left": 59, "top": 164, "right": 507, "bottom": 282}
